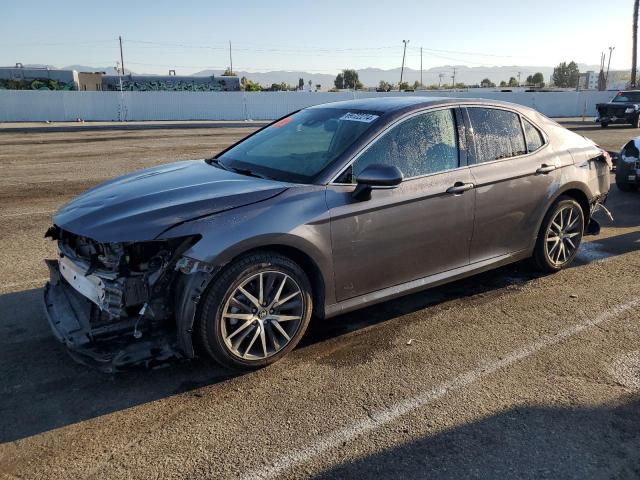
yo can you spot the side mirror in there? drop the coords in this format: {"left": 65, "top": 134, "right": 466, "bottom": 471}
{"left": 352, "top": 164, "right": 403, "bottom": 201}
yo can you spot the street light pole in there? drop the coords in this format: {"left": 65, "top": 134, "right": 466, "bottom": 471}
{"left": 633, "top": 0, "right": 639, "bottom": 87}
{"left": 119, "top": 36, "right": 125, "bottom": 75}
{"left": 606, "top": 46, "right": 615, "bottom": 89}
{"left": 400, "top": 40, "right": 409, "bottom": 88}
{"left": 420, "top": 46, "right": 423, "bottom": 88}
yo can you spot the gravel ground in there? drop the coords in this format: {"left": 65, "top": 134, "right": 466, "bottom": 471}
{"left": 0, "top": 121, "right": 639, "bottom": 480}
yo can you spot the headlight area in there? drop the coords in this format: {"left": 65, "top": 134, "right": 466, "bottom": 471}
{"left": 43, "top": 226, "right": 206, "bottom": 372}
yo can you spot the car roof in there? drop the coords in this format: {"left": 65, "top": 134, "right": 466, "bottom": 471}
{"left": 307, "top": 96, "right": 525, "bottom": 115}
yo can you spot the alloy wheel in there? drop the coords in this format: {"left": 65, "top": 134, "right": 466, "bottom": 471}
{"left": 544, "top": 205, "right": 582, "bottom": 266}
{"left": 221, "top": 271, "right": 304, "bottom": 361}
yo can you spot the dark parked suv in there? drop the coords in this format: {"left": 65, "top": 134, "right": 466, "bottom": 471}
{"left": 596, "top": 90, "right": 640, "bottom": 128}
{"left": 44, "top": 97, "right": 611, "bottom": 371}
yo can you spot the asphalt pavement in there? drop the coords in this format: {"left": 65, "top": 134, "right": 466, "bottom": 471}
{"left": 0, "top": 121, "right": 639, "bottom": 479}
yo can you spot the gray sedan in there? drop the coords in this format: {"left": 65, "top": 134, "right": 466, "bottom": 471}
{"left": 44, "top": 97, "right": 611, "bottom": 371}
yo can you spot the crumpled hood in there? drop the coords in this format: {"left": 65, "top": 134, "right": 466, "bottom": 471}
{"left": 54, "top": 160, "right": 288, "bottom": 242}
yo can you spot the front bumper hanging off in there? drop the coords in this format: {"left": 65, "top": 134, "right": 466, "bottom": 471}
{"left": 43, "top": 259, "right": 181, "bottom": 372}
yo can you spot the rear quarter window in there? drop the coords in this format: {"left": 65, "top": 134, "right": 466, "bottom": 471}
{"left": 522, "top": 118, "right": 545, "bottom": 152}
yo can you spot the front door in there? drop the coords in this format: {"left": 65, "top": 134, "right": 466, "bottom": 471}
{"left": 327, "top": 107, "right": 475, "bottom": 302}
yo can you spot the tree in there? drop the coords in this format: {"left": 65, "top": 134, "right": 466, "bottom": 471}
{"left": 412, "top": 80, "right": 423, "bottom": 90}
{"left": 480, "top": 78, "right": 495, "bottom": 88}
{"left": 529, "top": 72, "right": 544, "bottom": 87}
{"left": 268, "top": 82, "right": 290, "bottom": 91}
{"left": 499, "top": 80, "right": 507, "bottom": 87}
{"left": 552, "top": 61, "right": 580, "bottom": 88}
{"left": 398, "top": 81, "right": 410, "bottom": 91}
{"left": 335, "top": 69, "right": 362, "bottom": 90}
{"left": 378, "top": 80, "right": 392, "bottom": 92}
{"left": 222, "top": 67, "right": 236, "bottom": 76}
{"left": 298, "top": 78, "right": 304, "bottom": 90}
{"left": 241, "top": 76, "right": 262, "bottom": 91}
{"left": 508, "top": 77, "right": 518, "bottom": 87}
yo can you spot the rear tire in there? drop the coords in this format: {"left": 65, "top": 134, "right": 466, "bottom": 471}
{"left": 533, "top": 197, "right": 584, "bottom": 273}
{"left": 600, "top": 122, "right": 609, "bottom": 128}
{"left": 195, "top": 252, "right": 313, "bottom": 371}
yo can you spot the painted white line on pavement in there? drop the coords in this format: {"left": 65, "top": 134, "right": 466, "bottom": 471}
{"left": 241, "top": 298, "right": 640, "bottom": 480}
{"left": 609, "top": 350, "right": 640, "bottom": 390}
{"left": 0, "top": 278, "right": 48, "bottom": 291}
{"left": 0, "top": 210, "right": 54, "bottom": 219}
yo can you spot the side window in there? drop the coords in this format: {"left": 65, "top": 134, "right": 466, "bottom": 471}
{"left": 467, "top": 108, "right": 527, "bottom": 163}
{"left": 351, "top": 109, "right": 459, "bottom": 180}
{"left": 522, "top": 118, "right": 545, "bottom": 152}
{"left": 623, "top": 140, "right": 639, "bottom": 158}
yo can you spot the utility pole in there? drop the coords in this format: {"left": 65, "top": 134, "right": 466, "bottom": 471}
{"left": 606, "top": 46, "right": 615, "bottom": 88}
{"left": 517, "top": 71, "right": 522, "bottom": 87}
{"left": 420, "top": 46, "right": 423, "bottom": 88}
{"left": 400, "top": 40, "right": 409, "bottom": 87}
{"left": 118, "top": 36, "right": 125, "bottom": 75}
{"left": 438, "top": 72, "right": 444, "bottom": 88}
{"left": 633, "top": 0, "right": 639, "bottom": 87}
{"left": 229, "top": 41, "right": 233, "bottom": 75}
{"left": 451, "top": 67, "right": 457, "bottom": 89}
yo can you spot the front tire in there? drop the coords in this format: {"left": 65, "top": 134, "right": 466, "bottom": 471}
{"left": 196, "top": 252, "right": 313, "bottom": 370}
{"left": 600, "top": 122, "right": 609, "bottom": 128}
{"left": 533, "top": 197, "right": 584, "bottom": 273}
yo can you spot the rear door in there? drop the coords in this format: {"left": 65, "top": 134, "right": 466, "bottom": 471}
{"left": 327, "top": 107, "right": 476, "bottom": 301}
{"left": 464, "top": 106, "right": 558, "bottom": 263}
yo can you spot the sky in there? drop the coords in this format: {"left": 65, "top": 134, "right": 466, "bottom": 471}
{"left": 0, "top": 0, "right": 635, "bottom": 75}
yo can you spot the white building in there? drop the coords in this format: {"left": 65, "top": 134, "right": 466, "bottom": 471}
{"left": 579, "top": 71, "right": 598, "bottom": 90}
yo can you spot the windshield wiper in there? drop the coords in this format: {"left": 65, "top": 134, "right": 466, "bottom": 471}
{"left": 208, "top": 158, "right": 230, "bottom": 170}
{"left": 208, "top": 157, "right": 270, "bottom": 180}
{"left": 227, "top": 166, "right": 270, "bottom": 180}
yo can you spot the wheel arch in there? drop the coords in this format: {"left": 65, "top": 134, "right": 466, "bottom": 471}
{"left": 530, "top": 183, "right": 592, "bottom": 251}
{"left": 227, "top": 244, "right": 327, "bottom": 321}
{"left": 556, "top": 187, "right": 591, "bottom": 223}
{"left": 175, "top": 240, "right": 328, "bottom": 360}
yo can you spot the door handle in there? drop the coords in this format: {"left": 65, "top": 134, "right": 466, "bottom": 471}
{"left": 536, "top": 164, "right": 557, "bottom": 174}
{"left": 446, "top": 182, "right": 475, "bottom": 194}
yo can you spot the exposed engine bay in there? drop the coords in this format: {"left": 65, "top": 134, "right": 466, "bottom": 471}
{"left": 43, "top": 226, "right": 213, "bottom": 372}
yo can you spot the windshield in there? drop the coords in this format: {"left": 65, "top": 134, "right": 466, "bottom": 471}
{"left": 613, "top": 91, "right": 640, "bottom": 103}
{"left": 216, "top": 108, "right": 382, "bottom": 183}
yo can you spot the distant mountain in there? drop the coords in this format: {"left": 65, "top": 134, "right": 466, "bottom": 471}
{"left": 195, "top": 64, "right": 603, "bottom": 89}
{"left": 12, "top": 63, "right": 611, "bottom": 89}
{"left": 193, "top": 69, "right": 335, "bottom": 88}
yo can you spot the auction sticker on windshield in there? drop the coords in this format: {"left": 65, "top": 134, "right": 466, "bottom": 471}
{"left": 339, "top": 112, "right": 379, "bottom": 123}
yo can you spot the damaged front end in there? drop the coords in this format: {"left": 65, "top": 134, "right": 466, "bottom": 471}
{"left": 43, "top": 226, "right": 211, "bottom": 372}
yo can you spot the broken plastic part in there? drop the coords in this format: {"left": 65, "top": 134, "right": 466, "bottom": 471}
{"left": 175, "top": 257, "right": 215, "bottom": 275}
{"left": 133, "top": 303, "right": 148, "bottom": 339}
{"left": 593, "top": 202, "right": 614, "bottom": 222}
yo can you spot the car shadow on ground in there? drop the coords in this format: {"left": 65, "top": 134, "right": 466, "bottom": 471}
{"left": 0, "top": 262, "right": 544, "bottom": 443}
{"left": 1, "top": 194, "right": 638, "bottom": 444}
{"left": 313, "top": 396, "right": 640, "bottom": 479}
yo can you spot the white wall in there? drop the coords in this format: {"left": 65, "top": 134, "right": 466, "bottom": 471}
{"left": 0, "top": 90, "right": 616, "bottom": 122}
